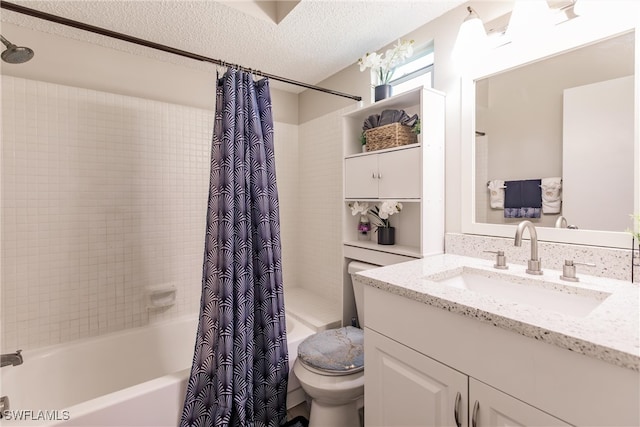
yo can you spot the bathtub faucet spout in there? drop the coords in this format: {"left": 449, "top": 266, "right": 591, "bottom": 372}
{"left": 1, "top": 350, "right": 23, "bottom": 367}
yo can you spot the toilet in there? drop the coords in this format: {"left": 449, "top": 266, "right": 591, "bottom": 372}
{"left": 293, "top": 261, "right": 377, "bottom": 427}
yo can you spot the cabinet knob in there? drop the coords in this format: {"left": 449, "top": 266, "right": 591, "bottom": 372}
{"left": 372, "top": 172, "right": 376, "bottom": 179}
{"left": 378, "top": 172, "right": 382, "bottom": 179}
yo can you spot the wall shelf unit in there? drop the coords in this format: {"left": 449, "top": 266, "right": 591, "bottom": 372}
{"left": 339, "top": 86, "right": 445, "bottom": 326}
{"left": 342, "top": 86, "right": 446, "bottom": 263}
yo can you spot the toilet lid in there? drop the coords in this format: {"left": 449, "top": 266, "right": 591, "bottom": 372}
{"left": 297, "top": 326, "right": 364, "bottom": 375}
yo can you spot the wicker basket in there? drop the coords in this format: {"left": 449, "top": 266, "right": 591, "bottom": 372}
{"left": 365, "top": 122, "right": 417, "bottom": 152}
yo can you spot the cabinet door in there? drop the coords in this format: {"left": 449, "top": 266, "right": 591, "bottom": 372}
{"left": 377, "top": 147, "right": 421, "bottom": 199}
{"left": 365, "top": 329, "right": 468, "bottom": 427}
{"left": 345, "top": 155, "right": 379, "bottom": 198}
{"left": 469, "top": 379, "right": 571, "bottom": 427}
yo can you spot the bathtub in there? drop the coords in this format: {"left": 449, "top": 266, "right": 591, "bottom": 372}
{"left": 0, "top": 313, "right": 314, "bottom": 426}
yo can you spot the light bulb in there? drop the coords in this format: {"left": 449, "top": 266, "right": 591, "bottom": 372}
{"left": 452, "top": 6, "right": 489, "bottom": 69}
{"left": 506, "top": 0, "right": 553, "bottom": 43}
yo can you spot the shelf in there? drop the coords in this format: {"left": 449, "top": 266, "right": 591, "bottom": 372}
{"left": 345, "top": 143, "right": 421, "bottom": 159}
{"left": 343, "top": 240, "right": 422, "bottom": 259}
{"left": 343, "top": 86, "right": 423, "bottom": 121}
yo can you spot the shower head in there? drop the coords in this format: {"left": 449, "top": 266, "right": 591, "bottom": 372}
{"left": 1, "top": 35, "right": 34, "bottom": 64}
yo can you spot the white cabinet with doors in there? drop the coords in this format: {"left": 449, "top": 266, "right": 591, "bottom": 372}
{"left": 469, "top": 379, "right": 570, "bottom": 427}
{"left": 366, "top": 328, "right": 467, "bottom": 427}
{"left": 365, "top": 329, "right": 571, "bottom": 427}
{"left": 364, "top": 284, "right": 639, "bottom": 427}
{"left": 345, "top": 146, "right": 421, "bottom": 199}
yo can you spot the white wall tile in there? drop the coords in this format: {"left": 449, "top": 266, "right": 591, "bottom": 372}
{"left": 273, "top": 122, "right": 300, "bottom": 291}
{"left": 1, "top": 76, "right": 213, "bottom": 351}
{"left": 297, "top": 110, "right": 345, "bottom": 306}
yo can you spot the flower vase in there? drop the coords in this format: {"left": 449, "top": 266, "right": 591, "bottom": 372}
{"left": 377, "top": 226, "right": 395, "bottom": 245}
{"left": 357, "top": 215, "right": 371, "bottom": 241}
{"left": 374, "top": 84, "right": 392, "bottom": 102}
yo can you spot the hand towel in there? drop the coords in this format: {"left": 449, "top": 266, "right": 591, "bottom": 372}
{"left": 540, "top": 177, "right": 562, "bottom": 214}
{"left": 487, "top": 180, "right": 506, "bottom": 209}
{"left": 504, "top": 208, "right": 520, "bottom": 218}
{"left": 504, "top": 179, "right": 542, "bottom": 219}
{"left": 504, "top": 179, "right": 542, "bottom": 209}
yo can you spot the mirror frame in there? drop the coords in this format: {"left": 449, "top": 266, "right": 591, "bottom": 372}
{"left": 461, "top": 13, "right": 639, "bottom": 249}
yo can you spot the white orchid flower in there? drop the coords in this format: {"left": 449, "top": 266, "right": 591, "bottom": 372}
{"left": 349, "top": 201, "right": 370, "bottom": 216}
{"left": 357, "top": 40, "right": 414, "bottom": 85}
{"left": 358, "top": 52, "right": 382, "bottom": 72}
{"left": 369, "top": 201, "right": 403, "bottom": 228}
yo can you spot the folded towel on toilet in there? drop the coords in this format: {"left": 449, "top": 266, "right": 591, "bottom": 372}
{"left": 487, "top": 180, "right": 506, "bottom": 209}
{"left": 540, "top": 177, "right": 562, "bottom": 214}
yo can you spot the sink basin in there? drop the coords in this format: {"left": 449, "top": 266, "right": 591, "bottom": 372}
{"left": 428, "top": 267, "right": 611, "bottom": 317}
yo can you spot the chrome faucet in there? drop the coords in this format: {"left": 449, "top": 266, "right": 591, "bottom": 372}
{"left": 555, "top": 216, "right": 579, "bottom": 229}
{"left": 514, "top": 220, "right": 543, "bottom": 275}
{"left": 555, "top": 216, "right": 568, "bottom": 228}
{"left": 1, "top": 350, "right": 23, "bottom": 368}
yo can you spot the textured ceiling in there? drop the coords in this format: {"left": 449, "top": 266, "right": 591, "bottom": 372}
{"left": 0, "top": 0, "right": 466, "bottom": 92}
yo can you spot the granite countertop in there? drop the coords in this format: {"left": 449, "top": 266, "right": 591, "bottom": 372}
{"left": 354, "top": 254, "right": 640, "bottom": 371}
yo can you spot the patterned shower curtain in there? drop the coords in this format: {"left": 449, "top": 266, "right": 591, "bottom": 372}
{"left": 180, "top": 69, "right": 289, "bottom": 427}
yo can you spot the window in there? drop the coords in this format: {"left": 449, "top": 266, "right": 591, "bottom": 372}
{"left": 389, "top": 46, "right": 434, "bottom": 94}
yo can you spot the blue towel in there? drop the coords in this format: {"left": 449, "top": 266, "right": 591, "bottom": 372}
{"left": 504, "top": 180, "right": 542, "bottom": 208}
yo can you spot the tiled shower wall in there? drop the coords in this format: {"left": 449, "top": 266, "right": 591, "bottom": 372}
{"left": 1, "top": 76, "right": 300, "bottom": 352}
{"left": 295, "top": 109, "right": 345, "bottom": 310}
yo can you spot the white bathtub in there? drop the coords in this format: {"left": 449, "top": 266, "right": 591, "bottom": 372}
{"left": 0, "top": 313, "right": 314, "bottom": 426}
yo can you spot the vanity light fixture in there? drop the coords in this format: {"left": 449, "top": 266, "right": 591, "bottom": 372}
{"left": 573, "top": 0, "right": 608, "bottom": 16}
{"left": 451, "top": 6, "right": 488, "bottom": 69}
{"left": 573, "top": 0, "right": 640, "bottom": 18}
{"left": 505, "top": 0, "right": 553, "bottom": 43}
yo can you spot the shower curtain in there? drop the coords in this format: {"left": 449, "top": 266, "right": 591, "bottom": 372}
{"left": 181, "top": 69, "right": 289, "bottom": 427}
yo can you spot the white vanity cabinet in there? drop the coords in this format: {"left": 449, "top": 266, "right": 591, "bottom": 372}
{"left": 364, "top": 284, "right": 639, "bottom": 427}
{"left": 469, "top": 379, "right": 570, "bottom": 427}
{"left": 366, "top": 328, "right": 468, "bottom": 427}
{"left": 345, "top": 146, "right": 421, "bottom": 199}
{"left": 366, "top": 329, "right": 570, "bottom": 427}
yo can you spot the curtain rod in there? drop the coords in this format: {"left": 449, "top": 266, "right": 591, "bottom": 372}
{"left": 0, "top": 0, "right": 362, "bottom": 102}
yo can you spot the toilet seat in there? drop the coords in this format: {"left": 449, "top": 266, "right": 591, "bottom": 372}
{"left": 297, "top": 326, "right": 364, "bottom": 376}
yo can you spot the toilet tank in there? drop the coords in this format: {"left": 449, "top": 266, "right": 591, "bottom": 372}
{"left": 348, "top": 261, "right": 379, "bottom": 328}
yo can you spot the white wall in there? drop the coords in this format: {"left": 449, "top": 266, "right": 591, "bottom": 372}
{"left": 0, "top": 22, "right": 299, "bottom": 123}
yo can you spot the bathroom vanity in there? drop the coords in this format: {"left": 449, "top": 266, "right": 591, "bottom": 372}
{"left": 355, "top": 254, "right": 639, "bottom": 427}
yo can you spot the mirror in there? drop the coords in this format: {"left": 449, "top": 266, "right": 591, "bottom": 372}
{"left": 461, "top": 16, "right": 639, "bottom": 248}
{"left": 476, "top": 32, "right": 634, "bottom": 231}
